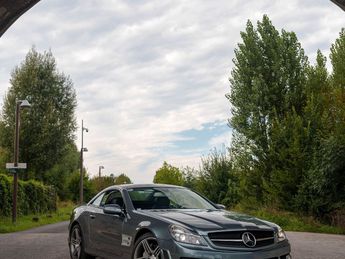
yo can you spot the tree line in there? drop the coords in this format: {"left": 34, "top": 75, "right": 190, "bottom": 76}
{"left": 153, "top": 15, "right": 345, "bottom": 227}
{"left": 153, "top": 150, "right": 237, "bottom": 209}
{"left": 0, "top": 48, "right": 132, "bottom": 206}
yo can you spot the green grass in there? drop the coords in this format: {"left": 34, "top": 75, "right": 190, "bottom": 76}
{"left": 0, "top": 201, "right": 76, "bottom": 233}
{"left": 234, "top": 205, "right": 345, "bottom": 235}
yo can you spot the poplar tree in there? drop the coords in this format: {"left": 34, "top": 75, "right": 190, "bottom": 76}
{"left": 227, "top": 15, "right": 308, "bottom": 204}
{"left": 0, "top": 48, "right": 77, "bottom": 183}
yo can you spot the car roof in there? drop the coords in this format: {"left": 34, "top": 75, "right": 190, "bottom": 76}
{"left": 104, "top": 183, "right": 186, "bottom": 191}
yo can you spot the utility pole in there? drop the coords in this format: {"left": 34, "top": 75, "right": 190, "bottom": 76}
{"left": 79, "top": 120, "right": 88, "bottom": 204}
{"left": 99, "top": 165, "right": 104, "bottom": 178}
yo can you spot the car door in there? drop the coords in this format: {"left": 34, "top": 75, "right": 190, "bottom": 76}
{"left": 88, "top": 189, "right": 126, "bottom": 257}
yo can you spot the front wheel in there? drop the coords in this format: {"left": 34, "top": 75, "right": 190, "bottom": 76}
{"left": 69, "top": 225, "right": 95, "bottom": 259}
{"left": 133, "top": 233, "right": 163, "bottom": 259}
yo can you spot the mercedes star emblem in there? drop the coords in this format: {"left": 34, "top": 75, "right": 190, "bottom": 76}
{"left": 242, "top": 232, "right": 256, "bottom": 248}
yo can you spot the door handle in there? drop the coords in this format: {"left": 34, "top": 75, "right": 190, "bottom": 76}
{"left": 90, "top": 214, "right": 96, "bottom": 219}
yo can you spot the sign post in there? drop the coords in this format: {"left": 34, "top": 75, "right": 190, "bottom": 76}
{"left": 7, "top": 99, "right": 31, "bottom": 224}
{"left": 6, "top": 163, "right": 27, "bottom": 170}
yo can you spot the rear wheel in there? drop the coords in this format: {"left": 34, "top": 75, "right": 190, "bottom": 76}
{"left": 69, "top": 224, "right": 95, "bottom": 259}
{"left": 133, "top": 233, "right": 163, "bottom": 259}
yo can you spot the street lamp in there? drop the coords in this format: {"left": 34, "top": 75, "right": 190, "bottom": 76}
{"left": 99, "top": 165, "right": 104, "bottom": 178}
{"left": 80, "top": 120, "right": 88, "bottom": 204}
{"left": 12, "top": 99, "right": 31, "bottom": 223}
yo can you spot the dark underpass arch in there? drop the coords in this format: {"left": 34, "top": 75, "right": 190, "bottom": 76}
{"left": 0, "top": 0, "right": 40, "bottom": 37}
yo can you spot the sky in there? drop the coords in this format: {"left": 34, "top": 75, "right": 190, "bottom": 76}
{"left": 0, "top": 0, "right": 344, "bottom": 183}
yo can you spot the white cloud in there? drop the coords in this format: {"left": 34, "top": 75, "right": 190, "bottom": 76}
{"left": 209, "top": 131, "right": 232, "bottom": 149}
{"left": 0, "top": 0, "right": 345, "bottom": 183}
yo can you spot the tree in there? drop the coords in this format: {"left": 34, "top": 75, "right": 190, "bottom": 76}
{"left": 0, "top": 48, "right": 77, "bottom": 183}
{"left": 227, "top": 16, "right": 345, "bottom": 221}
{"left": 197, "top": 149, "right": 238, "bottom": 208}
{"left": 295, "top": 30, "right": 345, "bottom": 217}
{"left": 0, "top": 146, "right": 10, "bottom": 175}
{"left": 153, "top": 162, "right": 184, "bottom": 186}
{"left": 330, "top": 28, "right": 345, "bottom": 89}
{"left": 44, "top": 141, "right": 80, "bottom": 199}
{"left": 181, "top": 166, "right": 199, "bottom": 189}
{"left": 227, "top": 15, "right": 309, "bottom": 205}
{"left": 67, "top": 171, "right": 95, "bottom": 203}
{"left": 267, "top": 109, "right": 308, "bottom": 208}
{"left": 91, "top": 175, "right": 116, "bottom": 192}
{"left": 114, "top": 173, "right": 132, "bottom": 185}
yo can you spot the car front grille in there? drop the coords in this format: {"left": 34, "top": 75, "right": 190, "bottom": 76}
{"left": 207, "top": 230, "right": 275, "bottom": 248}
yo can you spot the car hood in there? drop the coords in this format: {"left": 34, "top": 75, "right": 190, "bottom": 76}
{"left": 140, "top": 209, "right": 276, "bottom": 234}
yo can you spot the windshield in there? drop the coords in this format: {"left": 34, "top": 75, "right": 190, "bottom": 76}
{"left": 127, "top": 187, "right": 216, "bottom": 210}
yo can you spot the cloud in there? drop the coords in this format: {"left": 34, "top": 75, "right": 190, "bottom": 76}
{"left": 1, "top": 0, "right": 345, "bottom": 183}
{"left": 209, "top": 131, "right": 232, "bottom": 148}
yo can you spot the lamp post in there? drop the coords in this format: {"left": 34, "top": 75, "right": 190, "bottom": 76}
{"left": 99, "top": 165, "right": 104, "bottom": 178}
{"left": 12, "top": 99, "right": 31, "bottom": 223}
{"left": 80, "top": 120, "right": 88, "bottom": 204}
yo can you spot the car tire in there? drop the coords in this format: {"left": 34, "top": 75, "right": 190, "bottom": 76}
{"left": 132, "top": 232, "right": 163, "bottom": 259}
{"left": 69, "top": 224, "right": 96, "bottom": 259}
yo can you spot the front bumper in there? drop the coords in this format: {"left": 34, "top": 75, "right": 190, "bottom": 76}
{"left": 159, "top": 239, "right": 291, "bottom": 259}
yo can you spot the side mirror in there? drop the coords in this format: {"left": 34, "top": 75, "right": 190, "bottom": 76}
{"left": 216, "top": 204, "right": 226, "bottom": 210}
{"left": 103, "top": 204, "right": 123, "bottom": 215}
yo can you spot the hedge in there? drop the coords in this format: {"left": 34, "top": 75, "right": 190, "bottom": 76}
{"left": 0, "top": 174, "right": 57, "bottom": 217}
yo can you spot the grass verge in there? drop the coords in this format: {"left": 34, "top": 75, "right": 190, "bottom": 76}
{"left": 0, "top": 201, "right": 75, "bottom": 233}
{"left": 234, "top": 205, "right": 345, "bottom": 235}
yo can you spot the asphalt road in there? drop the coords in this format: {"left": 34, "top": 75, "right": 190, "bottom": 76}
{"left": 0, "top": 221, "right": 344, "bottom": 259}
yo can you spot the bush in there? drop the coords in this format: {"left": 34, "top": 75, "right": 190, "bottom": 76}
{"left": 0, "top": 174, "right": 57, "bottom": 217}
{"left": 0, "top": 174, "right": 12, "bottom": 216}
{"left": 197, "top": 149, "right": 239, "bottom": 208}
{"left": 90, "top": 176, "right": 115, "bottom": 193}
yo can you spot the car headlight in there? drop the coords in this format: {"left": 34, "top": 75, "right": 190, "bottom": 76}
{"left": 277, "top": 226, "right": 286, "bottom": 242}
{"left": 169, "top": 225, "right": 207, "bottom": 246}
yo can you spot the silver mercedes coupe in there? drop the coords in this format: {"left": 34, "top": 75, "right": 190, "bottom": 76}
{"left": 68, "top": 184, "right": 291, "bottom": 259}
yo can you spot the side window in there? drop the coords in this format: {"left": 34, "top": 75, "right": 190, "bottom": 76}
{"left": 102, "top": 190, "right": 124, "bottom": 208}
{"left": 91, "top": 192, "right": 105, "bottom": 207}
{"left": 100, "top": 191, "right": 112, "bottom": 207}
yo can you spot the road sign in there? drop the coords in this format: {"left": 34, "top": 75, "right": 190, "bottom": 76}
{"left": 6, "top": 163, "right": 27, "bottom": 169}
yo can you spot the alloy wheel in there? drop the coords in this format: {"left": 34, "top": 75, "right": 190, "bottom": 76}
{"left": 134, "top": 237, "right": 162, "bottom": 259}
{"left": 70, "top": 226, "right": 82, "bottom": 259}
